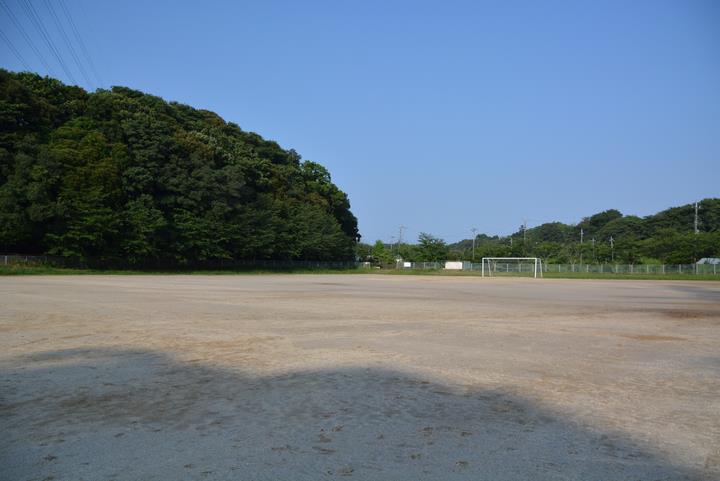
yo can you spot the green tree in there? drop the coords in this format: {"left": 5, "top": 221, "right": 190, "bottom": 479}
{"left": 0, "top": 69, "right": 359, "bottom": 264}
{"left": 416, "top": 233, "right": 449, "bottom": 262}
{"left": 371, "top": 239, "right": 393, "bottom": 264}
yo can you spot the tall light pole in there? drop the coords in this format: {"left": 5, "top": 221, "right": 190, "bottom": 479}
{"left": 471, "top": 227, "right": 477, "bottom": 261}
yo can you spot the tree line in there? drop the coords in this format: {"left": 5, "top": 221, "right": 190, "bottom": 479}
{"left": 0, "top": 70, "right": 359, "bottom": 265}
{"left": 359, "top": 199, "right": 720, "bottom": 265}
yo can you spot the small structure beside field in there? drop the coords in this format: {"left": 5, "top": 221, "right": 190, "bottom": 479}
{"left": 697, "top": 258, "right": 720, "bottom": 265}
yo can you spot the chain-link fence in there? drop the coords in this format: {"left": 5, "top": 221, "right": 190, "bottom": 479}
{"left": 0, "top": 254, "right": 361, "bottom": 270}
{"left": 390, "top": 260, "right": 719, "bottom": 275}
{"left": 1, "top": 255, "right": 58, "bottom": 266}
{"left": 542, "top": 263, "right": 718, "bottom": 275}
{"left": 2, "top": 254, "right": 719, "bottom": 275}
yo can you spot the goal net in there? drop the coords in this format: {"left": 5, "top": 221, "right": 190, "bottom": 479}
{"left": 481, "top": 257, "right": 543, "bottom": 278}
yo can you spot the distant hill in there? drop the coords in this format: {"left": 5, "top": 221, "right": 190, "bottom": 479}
{"left": 448, "top": 199, "right": 720, "bottom": 264}
{"left": 0, "top": 70, "right": 358, "bottom": 265}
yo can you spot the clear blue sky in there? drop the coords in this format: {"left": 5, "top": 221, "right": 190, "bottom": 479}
{"left": 2, "top": 0, "right": 719, "bottom": 243}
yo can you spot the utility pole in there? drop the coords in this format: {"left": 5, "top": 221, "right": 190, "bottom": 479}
{"left": 521, "top": 219, "right": 529, "bottom": 256}
{"left": 579, "top": 228, "right": 584, "bottom": 265}
{"left": 610, "top": 236, "right": 615, "bottom": 262}
{"left": 580, "top": 228, "right": 584, "bottom": 244}
{"left": 471, "top": 227, "right": 477, "bottom": 261}
{"left": 693, "top": 201, "right": 700, "bottom": 264}
{"left": 397, "top": 225, "right": 406, "bottom": 254}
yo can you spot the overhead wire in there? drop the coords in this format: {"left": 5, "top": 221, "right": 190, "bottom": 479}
{"left": 0, "top": 0, "right": 54, "bottom": 75}
{"left": 57, "top": 0, "right": 102, "bottom": 87}
{"left": 42, "top": 0, "right": 93, "bottom": 89}
{"left": 18, "top": 0, "right": 77, "bottom": 84}
{"left": 0, "top": 28, "right": 31, "bottom": 70}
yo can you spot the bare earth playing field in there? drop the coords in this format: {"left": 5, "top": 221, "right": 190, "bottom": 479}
{"left": 1, "top": 275, "right": 719, "bottom": 480}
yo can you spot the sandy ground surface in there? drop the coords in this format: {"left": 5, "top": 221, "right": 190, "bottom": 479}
{"left": 1, "top": 274, "right": 719, "bottom": 481}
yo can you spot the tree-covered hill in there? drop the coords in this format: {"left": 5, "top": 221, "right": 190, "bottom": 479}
{"left": 0, "top": 70, "right": 359, "bottom": 265}
{"left": 447, "top": 199, "right": 720, "bottom": 264}
{"left": 358, "top": 200, "right": 718, "bottom": 265}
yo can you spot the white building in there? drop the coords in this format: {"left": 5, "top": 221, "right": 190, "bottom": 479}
{"left": 696, "top": 258, "right": 720, "bottom": 265}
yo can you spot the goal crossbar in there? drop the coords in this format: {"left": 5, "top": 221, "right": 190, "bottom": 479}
{"left": 481, "top": 257, "right": 542, "bottom": 278}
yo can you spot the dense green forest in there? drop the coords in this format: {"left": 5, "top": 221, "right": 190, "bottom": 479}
{"left": 0, "top": 70, "right": 359, "bottom": 265}
{"left": 2, "top": 70, "right": 715, "bottom": 268}
{"left": 361, "top": 199, "right": 720, "bottom": 265}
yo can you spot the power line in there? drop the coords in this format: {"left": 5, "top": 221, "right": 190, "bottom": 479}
{"left": 0, "top": 28, "right": 31, "bottom": 70}
{"left": 18, "top": 0, "right": 77, "bottom": 84}
{"left": 58, "top": 0, "right": 102, "bottom": 86}
{"left": 18, "top": 0, "right": 72, "bottom": 80}
{"left": 0, "top": 0, "right": 53, "bottom": 75}
{"left": 43, "top": 0, "right": 93, "bottom": 89}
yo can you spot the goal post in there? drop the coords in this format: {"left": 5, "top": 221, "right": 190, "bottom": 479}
{"left": 481, "top": 257, "right": 543, "bottom": 278}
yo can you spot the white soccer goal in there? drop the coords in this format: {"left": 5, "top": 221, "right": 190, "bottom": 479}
{"left": 481, "top": 257, "right": 543, "bottom": 278}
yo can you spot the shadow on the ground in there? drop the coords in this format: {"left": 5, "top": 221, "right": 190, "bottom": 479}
{"left": 0, "top": 347, "right": 713, "bottom": 481}
{"left": 667, "top": 282, "right": 720, "bottom": 302}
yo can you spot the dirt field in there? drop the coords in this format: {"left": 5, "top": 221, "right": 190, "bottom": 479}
{"left": 1, "top": 275, "right": 719, "bottom": 480}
